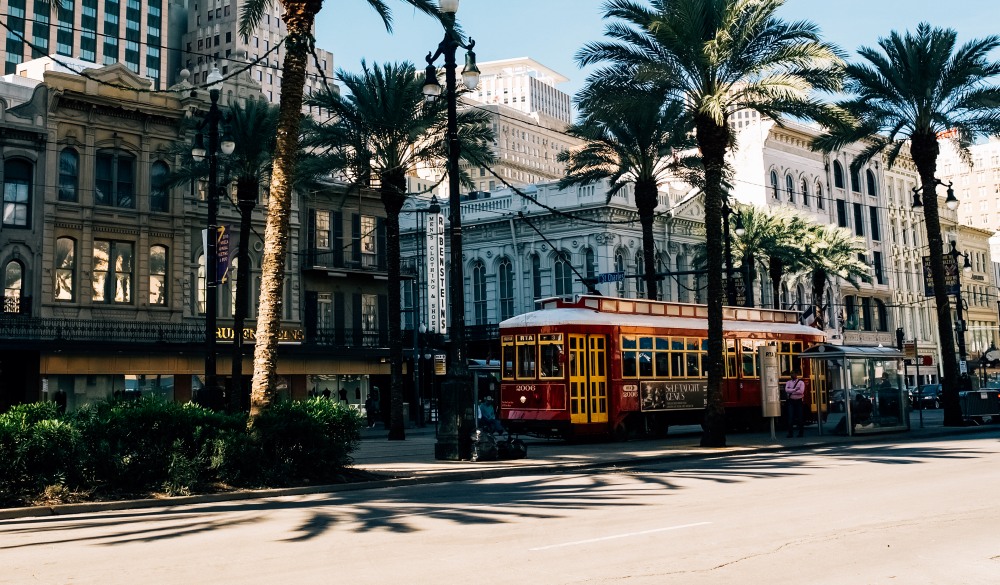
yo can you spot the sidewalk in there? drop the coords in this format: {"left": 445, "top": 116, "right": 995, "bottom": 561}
{"left": 3, "top": 410, "right": 996, "bottom": 520}
{"left": 351, "top": 409, "right": 998, "bottom": 480}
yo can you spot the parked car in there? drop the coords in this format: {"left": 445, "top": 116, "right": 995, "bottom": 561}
{"left": 913, "top": 384, "right": 942, "bottom": 409}
{"left": 829, "top": 388, "right": 869, "bottom": 413}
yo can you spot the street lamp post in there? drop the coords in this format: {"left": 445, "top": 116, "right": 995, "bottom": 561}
{"left": 191, "top": 65, "right": 235, "bottom": 409}
{"left": 422, "top": 0, "right": 481, "bottom": 460}
{"left": 230, "top": 179, "right": 256, "bottom": 411}
{"left": 948, "top": 240, "right": 974, "bottom": 380}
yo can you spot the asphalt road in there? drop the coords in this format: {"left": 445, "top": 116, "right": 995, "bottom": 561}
{"left": 3, "top": 430, "right": 999, "bottom": 585}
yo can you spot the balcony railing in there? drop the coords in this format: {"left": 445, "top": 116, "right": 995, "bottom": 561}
{"left": 0, "top": 317, "right": 389, "bottom": 350}
{"left": 305, "top": 249, "right": 387, "bottom": 272}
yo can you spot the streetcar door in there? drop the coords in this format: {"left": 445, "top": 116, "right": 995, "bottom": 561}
{"left": 569, "top": 334, "right": 608, "bottom": 424}
{"left": 588, "top": 335, "right": 608, "bottom": 424}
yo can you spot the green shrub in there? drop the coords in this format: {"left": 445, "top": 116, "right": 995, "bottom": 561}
{"left": 0, "top": 405, "right": 81, "bottom": 506}
{"left": 245, "top": 398, "right": 364, "bottom": 486}
{"left": 66, "top": 397, "right": 243, "bottom": 496}
{"left": 0, "top": 396, "right": 365, "bottom": 505}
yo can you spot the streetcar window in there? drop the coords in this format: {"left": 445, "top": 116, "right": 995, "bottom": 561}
{"left": 777, "top": 341, "right": 803, "bottom": 376}
{"left": 671, "top": 352, "right": 684, "bottom": 377}
{"left": 742, "top": 340, "right": 766, "bottom": 378}
{"left": 621, "top": 335, "right": 638, "bottom": 378}
{"left": 502, "top": 342, "right": 515, "bottom": 380}
{"left": 539, "top": 334, "right": 564, "bottom": 379}
{"left": 516, "top": 335, "right": 536, "bottom": 379}
{"left": 725, "top": 339, "right": 738, "bottom": 378}
{"left": 655, "top": 350, "right": 670, "bottom": 378}
{"left": 686, "top": 352, "right": 701, "bottom": 377}
{"left": 639, "top": 350, "right": 653, "bottom": 377}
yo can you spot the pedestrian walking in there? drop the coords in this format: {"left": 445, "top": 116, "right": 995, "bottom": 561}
{"left": 785, "top": 370, "right": 805, "bottom": 438}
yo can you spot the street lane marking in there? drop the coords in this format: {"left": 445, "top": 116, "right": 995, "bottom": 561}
{"left": 529, "top": 522, "right": 711, "bottom": 551}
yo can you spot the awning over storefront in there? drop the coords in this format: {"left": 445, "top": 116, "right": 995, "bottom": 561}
{"left": 797, "top": 343, "right": 904, "bottom": 360}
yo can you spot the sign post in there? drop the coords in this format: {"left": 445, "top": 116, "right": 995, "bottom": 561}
{"left": 760, "top": 345, "right": 780, "bottom": 439}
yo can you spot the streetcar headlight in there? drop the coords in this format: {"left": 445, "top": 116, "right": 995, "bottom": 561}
{"left": 519, "top": 395, "right": 526, "bottom": 404}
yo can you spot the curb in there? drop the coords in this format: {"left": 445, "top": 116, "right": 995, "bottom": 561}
{"left": 1, "top": 424, "right": 996, "bottom": 521}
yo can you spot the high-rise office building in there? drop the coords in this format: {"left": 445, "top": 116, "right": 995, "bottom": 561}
{"left": 1, "top": 0, "right": 182, "bottom": 89}
{"left": 180, "top": 0, "right": 333, "bottom": 105}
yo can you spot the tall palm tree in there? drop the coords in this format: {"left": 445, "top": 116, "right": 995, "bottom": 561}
{"left": 813, "top": 23, "right": 1000, "bottom": 426}
{"left": 579, "top": 0, "right": 843, "bottom": 446}
{"left": 558, "top": 82, "right": 693, "bottom": 300}
{"left": 304, "top": 61, "right": 495, "bottom": 440}
{"left": 801, "top": 224, "right": 870, "bottom": 331}
{"left": 238, "top": 0, "right": 441, "bottom": 420}
{"left": 164, "top": 98, "right": 281, "bottom": 410}
{"left": 731, "top": 205, "right": 810, "bottom": 309}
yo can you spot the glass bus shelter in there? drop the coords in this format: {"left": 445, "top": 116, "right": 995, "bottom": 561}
{"left": 798, "top": 344, "right": 908, "bottom": 436}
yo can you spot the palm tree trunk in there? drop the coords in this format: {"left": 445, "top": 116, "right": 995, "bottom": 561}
{"left": 811, "top": 269, "right": 826, "bottom": 331}
{"left": 248, "top": 1, "right": 319, "bottom": 421}
{"left": 381, "top": 172, "right": 407, "bottom": 440}
{"left": 769, "top": 257, "right": 784, "bottom": 309}
{"left": 911, "top": 133, "right": 963, "bottom": 426}
{"left": 743, "top": 254, "right": 756, "bottom": 308}
{"left": 696, "top": 115, "right": 727, "bottom": 448}
{"left": 635, "top": 178, "right": 659, "bottom": 300}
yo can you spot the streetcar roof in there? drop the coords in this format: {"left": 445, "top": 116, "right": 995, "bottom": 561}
{"left": 499, "top": 307, "right": 824, "bottom": 337}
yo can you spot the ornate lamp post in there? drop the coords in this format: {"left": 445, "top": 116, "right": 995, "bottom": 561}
{"left": 191, "top": 65, "right": 235, "bottom": 409}
{"left": 422, "top": 0, "right": 481, "bottom": 460}
{"left": 948, "top": 239, "right": 974, "bottom": 376}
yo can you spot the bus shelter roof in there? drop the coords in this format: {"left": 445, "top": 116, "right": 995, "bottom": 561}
{"left": 798, "top": 343, "right": 904, "bottom": 360}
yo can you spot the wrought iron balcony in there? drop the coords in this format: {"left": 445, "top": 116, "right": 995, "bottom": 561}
{"left": 304, "top": 249, "right": 387, "bottom": 273}
{"left": 0, "top": 316, "right": 204, "bottom": 344}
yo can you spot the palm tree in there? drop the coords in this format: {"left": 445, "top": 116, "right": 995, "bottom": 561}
{"left": 813, "top": 23, "right": 1000, "bottom": 426}
{"left": 801, "top": 224, "right": 870, "bottom": 331}
{"left": 238, "top": 0, "right": 441, "bottom": 420}
{"left": 731, "top": 205, "right": 805, "bottom": 309}
{"left": 164, "top": 98, "right": 281, "bottom": 410}
{"left": 578, "top": 0, "right": 843, "bottom": 446}
{"left": 558, "top": 81, "right": 693, "bottom": 300}
{"left": 304, "top": 61, "right": 495, "bottom": 440}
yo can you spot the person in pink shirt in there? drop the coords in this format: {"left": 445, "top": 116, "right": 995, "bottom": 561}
{"left": 785, "top": 370, "right": 805, "bottom": 438}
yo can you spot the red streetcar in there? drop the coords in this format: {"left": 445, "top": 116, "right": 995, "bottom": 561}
{"left": 499, "top": 295, "right": 827, "bottom": 439}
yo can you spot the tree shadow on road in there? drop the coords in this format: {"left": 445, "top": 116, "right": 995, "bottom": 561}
{"left": 1, "top": 441, "right": 994, "bottom": 548}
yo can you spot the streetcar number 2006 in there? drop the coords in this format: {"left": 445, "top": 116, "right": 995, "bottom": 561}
{"left": 622, "top": 384, "right": 638, "bottom": 399}
{"left": 515, "top": 385, "right": 535, "bottom": 393}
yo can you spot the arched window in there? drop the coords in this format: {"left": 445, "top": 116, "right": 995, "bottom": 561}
{"left": 770, "top": 170, "right": 779, "bottom": 199}
{"left": 635, "top": 250, "right": 645, "bottom": 297}
{"left": 584, "top": 248, "right": 596, "bottom": 281}
{"left": 3, "top": 159, "right": 32, "bottom": 227}
{"left": 530, "top": 253, "right": 541, "bottom": 299}
{"left": 55, "top": 237, "right": 76, "bottom": 302}
{"left": 615, "top": 249, "right": 626, "bottom": 297}
{"left": 4, "top": 260, "right": 23, "bottom": 313}
{"left": 800, "top": 179, "right": 809, "bottom": 206}
{"left": 785, "top": 174, "right": 794, "bottom": 202}
{"left": 196, "top": 253, "right": 206, "bottom": 314}
{"left": 498, "top": 258, "right": 514, "bottom": 321}
{"left": 150, "top": 161, "right": 170, "bottom": 212}
{"left": 833, "top": 161, "right": 845, "bottom": 189}
{"left": 472, "top": 260, "right": 487, "bottom": 325}
{"left": 92, "top": 240, "right": 133, "bottom": 304}
{"left": 95, "top": 149, "right": 136, "bottom": 208}
{"left": 554, "top": 253, "right": 572, "bottom": 297}
{"left": 816, "top": 183, "right": 824, "bottom": 209}
{"left": 59, "top": 148, "right": 79, "bottom": 202}
{"left": 866, "top": 169, "right": 877, "bottom": 196}
{"left": 780, "top": 282, "right": 790, "bottom": 309}
{"left": 226, "top": 256, "right": 239, "bottom": 317}
{"left": 149, "top": 245, "right": 167, "bottom": 306}
{"left": 850, "top": 167, "right": 861, "bottom": 193}
{"left": 795, "top": 283, "right": 805, "bottom": 310}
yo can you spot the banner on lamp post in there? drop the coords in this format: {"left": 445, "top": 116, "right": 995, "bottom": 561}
{"left": 201, "top": 225, "right": 231, "bottom": 284}
{"left": 425, "top": 211, "right": 447, "bottom": 335}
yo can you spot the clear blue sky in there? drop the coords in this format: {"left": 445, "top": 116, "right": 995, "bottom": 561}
{"left": 315, "top": 0, "right": 999, "bottom": 103}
